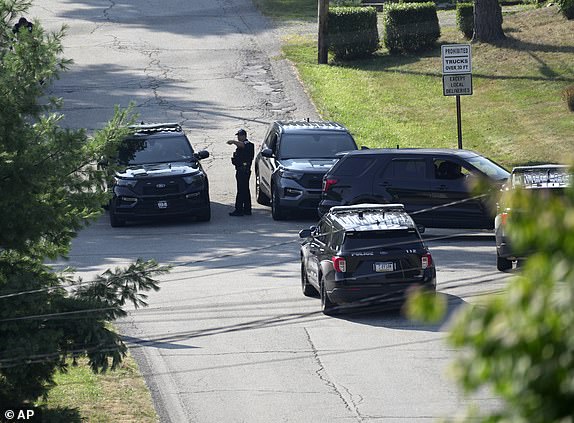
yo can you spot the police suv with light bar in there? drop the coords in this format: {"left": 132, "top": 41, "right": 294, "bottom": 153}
{"left": 109, "top": 123, "right": 211, "bottom": 227}
{"left": 299, "top": 204, "right": 436, "bottom": 315}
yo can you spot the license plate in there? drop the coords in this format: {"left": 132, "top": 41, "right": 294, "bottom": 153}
{"left": 157, "top": 200, "right": 168, "bottom": 209}
{"left": 374, "top": 262, "right": 394, "bottom": 272}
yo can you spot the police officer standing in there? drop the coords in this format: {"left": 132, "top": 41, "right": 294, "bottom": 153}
{"left": 227, "top": 129, "right": 254, "bottom": 216}
{"left": 12, "top": 17, "right": 33, "bottom": 34}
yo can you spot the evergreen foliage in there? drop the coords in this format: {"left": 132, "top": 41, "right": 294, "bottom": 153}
{"left": 0, "top": 0, "right": 170, "bottom": 406}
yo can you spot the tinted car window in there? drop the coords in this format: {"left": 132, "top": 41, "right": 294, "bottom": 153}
{"left": 333, "top": 156, "right": 377, "bottom": 176}
{"left": 465, "top": 156, "right": 509, "bottom": 180}
{"left": 278, "top": 134, "right": 356, "bottom": 159}
{"left": 343, "top": 229, "right": 421, "bottom": 250}
{"left": 316, "top": 220, "right": 331, "bottom": 244}
{"left": 381, "top": 159, "right": 426, "bottom": 179}
{"left": 434, "top": 159, "right": 468, "bottom": 180}
{"left": 330, "top": 226, "right": 345, "bottom": 251}
{"left": 119, "top": 135, "right": 194, "bottom": 165}
{"left": 268, "top": 133, "right": 278, "bottom": 153}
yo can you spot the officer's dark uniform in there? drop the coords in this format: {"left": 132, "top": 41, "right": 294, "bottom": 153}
{"left": 231, "top": 134, "right": 254, "bottom": 216}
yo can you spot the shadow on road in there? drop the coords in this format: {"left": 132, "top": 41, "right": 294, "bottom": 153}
{"left": 334, "top": 293, "right": 467, "bottom": 333}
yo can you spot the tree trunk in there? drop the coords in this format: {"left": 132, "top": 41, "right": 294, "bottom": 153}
{"left": 473, "top": 0, "right": 505, "bottom": 43}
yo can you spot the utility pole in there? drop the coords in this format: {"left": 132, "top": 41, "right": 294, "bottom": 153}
{"left": 318, "top": 0, "right": 329, "bottom": 64}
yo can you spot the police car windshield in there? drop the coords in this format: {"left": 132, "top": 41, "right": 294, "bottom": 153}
{"left": 466, "top": 156, "right": 509, "bottom": 181}
{"left": 278, "top": 133, "right": 356, "bottom": 159}
{"left": 118, "top": 135, "right": 194, "bottom": 165}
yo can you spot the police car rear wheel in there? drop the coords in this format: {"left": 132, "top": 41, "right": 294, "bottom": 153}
{"left": 320, "top": 277, "right": 337, "bottom": 315}
{"left": 301, "top": 262, "right": 318, "bottom": 297}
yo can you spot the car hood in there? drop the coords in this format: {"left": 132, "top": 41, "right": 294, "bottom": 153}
{"left": 116, "top": 161, "right": 201, "bottom": 178}
{"left": 279, "top": 158, "right": 338, "bottom": 172}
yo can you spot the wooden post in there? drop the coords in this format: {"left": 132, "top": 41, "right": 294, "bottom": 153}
{"left": 318, "top": 0, "right": 329, "bottom": 64}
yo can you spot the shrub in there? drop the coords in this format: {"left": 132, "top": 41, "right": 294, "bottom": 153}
{"left": 564, "top": 85, "right": 574, "bottom": 111}
{"left": 383, "top": 2, "right": 440, "bottom": 53}
{"left": 331, "top": 0, "right": 362, "bottom": 5}
{"left": 456, "top": 3, "right": 474, "bottom": 39}
{"left": 328, "top": 7, "right": 380, "bottom": 60}
{"left": 557, "top": 0, "right": 574, "bottom": 19}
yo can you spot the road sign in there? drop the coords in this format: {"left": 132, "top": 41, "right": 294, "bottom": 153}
{"left": 443, "top": 74, "right": 473, "bottom": 96}
{"left": 441, "top": 44, "right": 471, "bottom": 74}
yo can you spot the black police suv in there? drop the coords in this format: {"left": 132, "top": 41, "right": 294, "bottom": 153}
{"left": 299, "top": 204, "right": 436, "bottom": 315}
{"left": 319, "top": 148, "right": 510, "bottom": 230}
{"left": 495, "top": 164, "right": 570, "bottom": 271}
{"left": 109, "top": 123, "right": 211, "bottom": 227}
{"left": 254, "top": 120, "right": 358, "bottom": 220}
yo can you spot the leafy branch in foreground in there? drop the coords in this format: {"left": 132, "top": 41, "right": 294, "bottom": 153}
{"left": 408, "top": 168, "right": 574, "bottom": 423}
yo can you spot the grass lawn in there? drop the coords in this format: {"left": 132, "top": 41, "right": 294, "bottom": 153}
{"left": 35, "top": 355, "right": 157, "bottom": 423}
{"left": 256, "top": 0, "right": 574, "bottom": 169}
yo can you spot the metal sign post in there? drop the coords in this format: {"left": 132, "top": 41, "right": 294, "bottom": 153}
{"left": 441, "top": 44, "right": 473, "bottom": 149}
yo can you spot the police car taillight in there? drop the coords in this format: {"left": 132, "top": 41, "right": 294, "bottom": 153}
{"left": 421, "top": 253, "right": 432, "bottom": 269}
{"left": 332, "top": 256, "right": 346, "bottom": 273}
{"left": 323, "top": 178, "right": 338, "bottom": 192}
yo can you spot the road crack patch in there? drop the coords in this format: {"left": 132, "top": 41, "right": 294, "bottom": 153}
{"left": 304, "top": 328, "right": 364, "bottom": 422}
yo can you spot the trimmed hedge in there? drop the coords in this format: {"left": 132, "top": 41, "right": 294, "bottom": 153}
{"left": 328, "top": 7, "right": 380, "bottom": 60}
{"left": 383, "top": 2, "right": 440, "bottom": 53}
{"left": 558, "top": 0, "right": 574, "bottom": 18}
{"left": 456, "top": 3, "right": 474, "bottom": 39}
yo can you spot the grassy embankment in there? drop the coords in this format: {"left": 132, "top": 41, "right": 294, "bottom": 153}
{"left": 35, "top": 356, "right": 157, "bottom": 422}
{"left": 253, "top": 0, "right": 574, "bottom": 169}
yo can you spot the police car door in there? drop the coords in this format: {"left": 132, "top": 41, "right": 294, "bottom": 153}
{"left": 306, "top": 220, "right": 330, "bottom": 288}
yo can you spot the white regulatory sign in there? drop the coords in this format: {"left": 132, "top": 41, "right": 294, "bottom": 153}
{"left": 443, "top": 74, "right": 472, "bottom": 96}
{"left": 441, "top": 44, "right": 471, "bottom": 74}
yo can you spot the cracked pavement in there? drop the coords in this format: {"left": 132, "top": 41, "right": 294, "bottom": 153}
{"left": 32, "top": 0, "right": 505, "bottom": 421}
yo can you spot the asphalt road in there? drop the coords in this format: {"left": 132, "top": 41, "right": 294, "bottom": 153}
{"left": 32, "top": 0, "right": 510, "bottom": 421}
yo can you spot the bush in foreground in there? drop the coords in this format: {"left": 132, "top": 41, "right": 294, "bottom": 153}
{"left": 408, "top": 167, "right": 574, "bottom": 422}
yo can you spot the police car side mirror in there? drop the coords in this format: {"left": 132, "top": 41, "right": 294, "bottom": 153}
{"left": 194, "top": 150, "right": 209, "bottom": 160}
{"left": 416, "top": 224, "right": 425, "bottom": 234}
{"left": 299, "top": 229, "right": 312, "bottom": 238}
{"left": 261, "top": 148, "right": 274, "bottom": 158}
